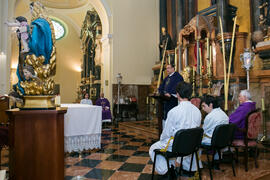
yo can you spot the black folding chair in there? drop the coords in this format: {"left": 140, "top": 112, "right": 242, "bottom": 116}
{"left": 151, "top": 127, "right": 203, "bottom": 180}
{"left": 201, "top": 124, "right": 237, "bottom": 180}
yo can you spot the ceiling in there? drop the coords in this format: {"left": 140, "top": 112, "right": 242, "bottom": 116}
{"left": 39, "top": 0, "right": 89, "bottom": 9}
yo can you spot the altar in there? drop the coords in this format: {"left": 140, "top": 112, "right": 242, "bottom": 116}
{"left": 61, "top": 104, "right": 102, "bottom": 152}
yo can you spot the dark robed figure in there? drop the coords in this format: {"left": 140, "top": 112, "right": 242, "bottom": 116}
{"left": 158, "top": 64, "right": 183, "bottom": 120}
{"left": 159, "top": 27, "right": 173, "bottom": 60}
{"left": 96, "top": 93, "right": 112, "bottom": 121}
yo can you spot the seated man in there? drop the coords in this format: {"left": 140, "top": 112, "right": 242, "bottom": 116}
{"left": 96, "top": 93, "right": 112, "bottom": 122}
{"left": 229, "top": 90, "right": 256, "bottom": 139}
{"left": 201, "top": 95, "right": 229, "bottom": 145}
{"left": 149, "top": 82, "right": 201, "bottom": 175}
{"left": 80, "top": 93, "right": 93, "bottom": 105}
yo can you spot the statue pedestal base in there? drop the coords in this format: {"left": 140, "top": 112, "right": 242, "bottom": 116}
{"left": 20, "top": 95, "right": 56, "bottom": 110}
{"left": 6, "top": 108, "right": 67, "bottom": 180}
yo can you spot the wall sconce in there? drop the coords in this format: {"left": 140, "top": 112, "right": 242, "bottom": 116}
{"left": 240, "top": 48, "right": 255, "bottom": 90}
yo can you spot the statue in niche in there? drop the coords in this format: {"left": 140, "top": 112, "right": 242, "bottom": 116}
{"left": 159, "top": 27, "right": 173, "bottom": 61}
{"left": 7, "top": 2, "right": 56, "bottom": 96}
{"left": 80, "top": 10, "right": 101, "bottom": 77}
{"left": 260, "top": 0, "right": 270, "bottom": 41}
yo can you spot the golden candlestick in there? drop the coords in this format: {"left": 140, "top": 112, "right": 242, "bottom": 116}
{"left": 174, "top": 47, "right": 177, "bottom": 71}
{"left": 192, "top": 66, "right": 196, "bottom": 97}
{"left": 151, "top": 97, "right": 155, "bottom": 105}
{"left": 207, "top": 45, "right": 212, "bottom": 94}
{"left": 199, "top": 47, "right": 203, "bottom": 97}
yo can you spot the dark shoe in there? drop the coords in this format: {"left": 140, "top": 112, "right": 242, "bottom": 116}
{"left": 202, "top": 161, "right": 220, "bottom": 170}
{"left": 181, "top": 169, "right": 195, "bottom": 177}
{"left": 213, "top": 161, "right": 220, "bottom": 170}
{"left": 222, "top": 151, "right": 233, "bottom": 163}
{"left": 169, "top": 165, "right": 177, "bottom": 180}
{"left": 249, "top": 149, "right": 259, "bottom": 158}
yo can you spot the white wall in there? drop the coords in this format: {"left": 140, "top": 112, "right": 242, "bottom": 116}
{"left": 107, "top": 0, "right": 159, "bottom": 85}
{"left": 0, "top": 0, "right": 15, "bottom": 95}
{"left": 53, "top": 19, "right": 81, "bottom": 103}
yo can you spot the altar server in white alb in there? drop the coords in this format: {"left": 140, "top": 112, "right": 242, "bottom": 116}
{"left": 149, "top": 81, "right": 202, "bottom": 175}
{"left": 201, "top": 95, "right": 229, "bottom": 145}
{"left": 80, "top": 93, "right": 93, "bottom": 105}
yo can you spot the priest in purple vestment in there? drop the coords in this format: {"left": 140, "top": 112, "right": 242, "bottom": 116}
{"left": 96, "top": 93, "right": 112, "bottom": 121}
{"left": 229, "top": 90, "right": 256, "bottom": 139}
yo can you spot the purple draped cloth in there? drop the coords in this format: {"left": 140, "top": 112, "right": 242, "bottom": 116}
{"left": 229, "top": 101, "right": 256, "bottom": 139}
{"left": 96, "top": 98, "right": 112, "bottom": 120}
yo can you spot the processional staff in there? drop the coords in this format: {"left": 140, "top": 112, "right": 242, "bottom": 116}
{"left": 174, "top": 47, "right": 177, "bottom": 71}
{"left": 157, "top": 38, "right": 168, "bottom": 89}
{"left": 219, "top": 16, "right": 237, "bottom": 112}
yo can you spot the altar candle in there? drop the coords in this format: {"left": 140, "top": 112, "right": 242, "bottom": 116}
{"left": 146, "top": 96, "right": 149, "bottom": 104}
{"left": 206, "top": 38, "right": 209, "bottom": 58}
{"left": 193, "top": 66, "right": 195, "bottom": 77}
{"left": 199, "top": 48, "right": 202, "bottom": 75}
{"left": 262, "top": 98, "right": 265, "bottom": 111}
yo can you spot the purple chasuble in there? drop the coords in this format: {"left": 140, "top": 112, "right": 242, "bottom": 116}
{"left": 96, "top": 98, "right": 112, "bottom": 120}
{"left": 229, "top": 101, "right": 256, "bottom": 139}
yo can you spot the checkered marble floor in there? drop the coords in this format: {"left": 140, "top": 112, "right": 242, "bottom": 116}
{"left": 64, "top": 123, "right": 159, "bottom": 180}
{"left": 2, "top": 120, "right": 270, "bottom": 180}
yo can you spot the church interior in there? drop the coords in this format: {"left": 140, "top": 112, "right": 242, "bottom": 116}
{"left": 1, "top": 0, "right": 270, "bottom": 179}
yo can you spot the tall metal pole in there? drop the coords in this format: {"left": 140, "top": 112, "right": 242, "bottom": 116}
{"left": 247, "top": 70, "right": 250, "bottom": 90}
{"left": 117, "top": 81, "right": 120, "bottom": 114}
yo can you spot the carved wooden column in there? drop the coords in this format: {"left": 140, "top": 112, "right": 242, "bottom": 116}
{"left": 160, "top": 0, "right": 167, "bottom": 31}
{"left": 176, "top": 0, "right": 185, "bottom": 35}
{"left": 171, "top": 0, "right": 177, "bottom": 45}
{"left": 217, "top": 0, "right": 229, "bottom": 33}
{"left": 188, "top": 0, "right": 197, "bottom": 21}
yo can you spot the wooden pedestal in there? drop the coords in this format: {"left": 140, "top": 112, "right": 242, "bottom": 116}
{"left": 6, "top": 108, "right": 67, "bottom": 180}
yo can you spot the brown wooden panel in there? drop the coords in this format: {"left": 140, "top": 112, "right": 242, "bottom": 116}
{"left": 6, "top": 108, "right": 66, "bottom": 180}
{"left": 0, "top": 96, "right": 9, "bottom": 124}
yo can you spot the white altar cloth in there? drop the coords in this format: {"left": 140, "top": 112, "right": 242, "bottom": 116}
{"left": 61, "top": 104, "right": 102, "bottom": 152}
